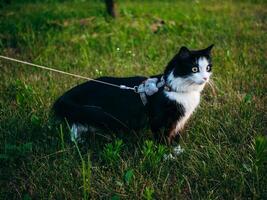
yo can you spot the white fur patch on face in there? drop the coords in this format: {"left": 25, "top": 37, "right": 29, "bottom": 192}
{"left": 190, "top": 56, "right": 212, "bottom": 85}
{"left": 167, "top": 71, "right": 205, "bottom": 93}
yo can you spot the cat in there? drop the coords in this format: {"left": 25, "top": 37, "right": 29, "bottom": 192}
{"left": 53, "top": 45, "right": 214, "bottom": 147}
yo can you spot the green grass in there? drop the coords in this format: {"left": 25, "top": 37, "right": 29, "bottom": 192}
{"left": 0, "top": 0, "right": 266, "bottom": 199}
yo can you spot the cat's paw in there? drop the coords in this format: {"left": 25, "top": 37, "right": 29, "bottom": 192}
{"left": 70, "top": 123, "right": 88, "bottom": 143}
{"left": 70, "top": 124, "right": 78, "bottom": 142}
{"left": 163, "top": 153, "right": 176, "bottom": 161}
{"left": 173, "top": 145, "right": 185, "bottom": 156}
{"left": 163, "top": 145, "right": 185, "bottom": 161}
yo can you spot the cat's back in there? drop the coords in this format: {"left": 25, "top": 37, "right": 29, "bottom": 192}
{"left": 53, "top": 75, "right": 148, "bottom": 129}
{"left": 54, "top": 75, "right": 147, "bottom": 110}
{"left": 58, "top": 75, "right": 146, "bottom": 102}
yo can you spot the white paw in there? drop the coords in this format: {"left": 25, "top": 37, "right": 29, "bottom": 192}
{"left": 70, "top": 123, "right": 88, "bottom": 143}
{"left": 163, "top": 145, "right": 185, "bottom": 161}
{"left": 70, "top": 124, "right": 78, "bottom": 142}
{"left": 163, "top": 153, "right": 176, "bottom": 161}
{"left": 173, "top": 145, "right": 185, "bottom": 156}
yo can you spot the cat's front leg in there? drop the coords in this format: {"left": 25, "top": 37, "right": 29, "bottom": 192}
{"left": 151, "top": 120, "right": 179, "bottom": 145}
{"left": 163, "top": 125, "right": 185, "bottom": 160}
{"left": 171, "top": 132, "right": 180, "bottom": 145}
{"left": 164, "top": 121, "right": 179, "bottom": 145}
{"left": 150, "top": 118, "right": 185, "bottom": 158}
{"left": 168, "top": 134, "right": 185, "bottom": 158}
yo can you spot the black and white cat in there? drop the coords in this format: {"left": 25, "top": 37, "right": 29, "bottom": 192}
{"left": 53, "top": 45, "right": 214, "bottom": 147}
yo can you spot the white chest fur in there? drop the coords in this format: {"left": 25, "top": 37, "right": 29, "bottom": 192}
{"left": 164, "top": 91, "right": 200, "bottom": 132}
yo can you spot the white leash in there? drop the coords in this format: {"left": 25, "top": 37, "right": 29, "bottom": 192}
{"left": 0, "top": 55, "right": 137, "bottom": 91}
{"left": 0, "top": 55, "right": 168, "bottom": 105}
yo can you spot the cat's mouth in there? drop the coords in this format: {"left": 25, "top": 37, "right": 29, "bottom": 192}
{"left": 197, "top": 81, "right": 207, "bottom": 85}
{"left": 190, "top": 79, "right": 207, "bottom": 85}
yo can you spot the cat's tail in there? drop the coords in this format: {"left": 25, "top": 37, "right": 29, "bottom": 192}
{"left": 53, "top": 97, "right": 129, "bottom": 131}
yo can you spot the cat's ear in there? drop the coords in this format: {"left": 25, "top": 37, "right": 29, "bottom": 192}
{"left": 205, "top": 44, "right": 214, "bottom": 54}
{"left": 178, "top": 46, "right": 191, "bottom": 59}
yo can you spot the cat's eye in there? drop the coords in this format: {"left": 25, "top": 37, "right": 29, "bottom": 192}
{"left": 192, "top": 67, "right": 198, "bottom": 73}
{"left": 206, "top": 65, "right": 212, "bottom": 72}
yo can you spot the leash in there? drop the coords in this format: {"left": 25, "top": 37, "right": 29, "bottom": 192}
{"left": 0, "top": 55, "right": 167, "bottom": 105}
{"left": 0, "top": 55, "right": 138, "bottom": 92}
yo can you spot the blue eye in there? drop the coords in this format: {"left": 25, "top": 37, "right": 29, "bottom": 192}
{"left": 192, "top": 67, "right": 198, "bottom": 72}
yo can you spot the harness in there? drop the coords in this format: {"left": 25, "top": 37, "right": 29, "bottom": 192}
{"left": 136, "top": 76, "right": 171, "bottom": 105}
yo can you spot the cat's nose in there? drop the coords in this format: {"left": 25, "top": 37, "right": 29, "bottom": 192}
{"left": 203, "top": 77, "right": 208, "bottom": 81}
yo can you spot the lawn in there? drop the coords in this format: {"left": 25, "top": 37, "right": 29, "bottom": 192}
{"left": 0, "top": 0, "right": 266, "bottom": 199}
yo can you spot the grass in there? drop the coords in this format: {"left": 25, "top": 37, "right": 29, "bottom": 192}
{"left": 0, "top": 0, "right": 266, "bottom": 199}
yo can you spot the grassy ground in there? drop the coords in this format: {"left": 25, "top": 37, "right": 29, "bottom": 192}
{"left": 0, "top": 0, "right": 266, "bottom": 199}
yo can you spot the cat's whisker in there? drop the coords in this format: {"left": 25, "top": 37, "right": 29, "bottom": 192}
{"left": 207, "top": 80, "right": 217, "bottom": 97}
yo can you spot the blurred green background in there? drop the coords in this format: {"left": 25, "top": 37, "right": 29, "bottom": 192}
{"left": 0, "top": 0, "right": 266, "bottom": 199}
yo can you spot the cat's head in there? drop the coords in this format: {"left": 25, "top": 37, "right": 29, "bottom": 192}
{"left": 164, "top": 44, "right": 214, "bottom": 92}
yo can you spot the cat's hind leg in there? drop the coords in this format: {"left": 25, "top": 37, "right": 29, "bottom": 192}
{"left": 70, "top": 123, "right": 88, "bottom": 143}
